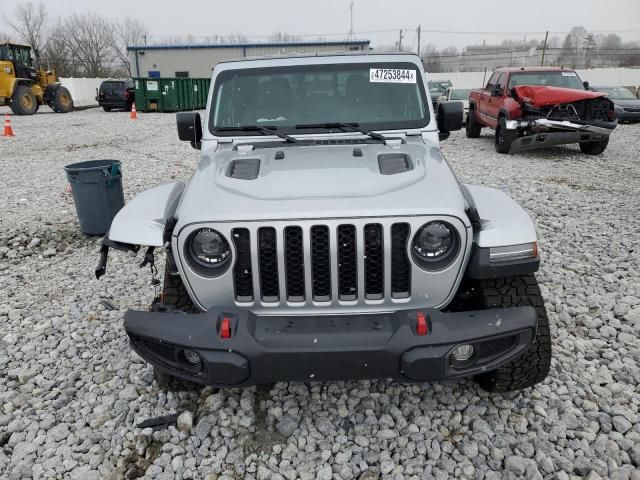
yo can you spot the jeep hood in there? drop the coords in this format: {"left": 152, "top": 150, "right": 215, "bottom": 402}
{"left": 512, "top": 85, "right": 606, "bottom": 107}
{"left": 175, "top": 142, "right": 469, "bottom": 224}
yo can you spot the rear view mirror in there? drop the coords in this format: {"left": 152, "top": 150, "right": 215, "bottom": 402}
{"left": 583, "top": 81, "right": 590, "bottom": 90}
{"left": 437, "top": 101, "right": 464, "bottom": 141}
{"left": 491, "top": 84, "right": 502, "bottom": 97}
{"left": 176, "top": 112, "right": 202, "bottom": 149}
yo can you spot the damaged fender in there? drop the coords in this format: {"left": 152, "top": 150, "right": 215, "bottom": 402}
{"left": 109, "top": 181, "right": 184, "bottom": 246}
{"left": 463, "top": 184, "right": 537, "bottom": 247}
{"left": 463, "top": 184, "right": 539, "bottom": 279}
{"left": 95, "top": 182, "right": 184, "bottom": 279}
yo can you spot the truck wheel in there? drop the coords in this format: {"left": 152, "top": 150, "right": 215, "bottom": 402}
{"left": 494, "top": 118, "right": 513, "bottom": 154}
{"left": 579, "top": 138, "right": 609, "bottom": 155}
{"left": 151, "top": 255, "right": 199, "bottom": 313}
{"left": 150, "top": 255, "right": 201, "bottom": 390}
{"left": 465, "top": 109, "right": 482, "bottom": 138}
{"left": 473, "top": 275, "right": 552, "bottom": 393}
{"left": 52, "top": 86, "right": 73, "bottom": 113}
{"left": 103, "top": 106, "right": 111, "bottom": 112}
{"left": 9, "top": 85, "right": 38, "bottom": 115}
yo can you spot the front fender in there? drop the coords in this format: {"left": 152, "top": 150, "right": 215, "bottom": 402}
{"left": 463, "top": 184, "right": 537, "bottom": 247}
{"left": 109, "top": 181, "right": 185, "bottom": 247}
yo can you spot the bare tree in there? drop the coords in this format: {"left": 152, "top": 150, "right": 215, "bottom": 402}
{"left": 269, "top": 32, "right": 300, "bottom": 43}
{"left": 42, "top": 21, "right": 73, "bottom": 76}
{"left": 0, "top": 32, "right": 14, "bottom": 43}
{"left": 112, "top": 17, "right": 148, "bottom": 76}
{"left": 60, "top": 14, "right": 115, "bottom": 77}
{"left": 5, "top": 1, "right": 49, "bottom": 63}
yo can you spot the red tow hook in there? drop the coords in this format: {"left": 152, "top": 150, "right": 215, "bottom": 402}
{"left": 220, "top": 317, "right": 231, "bottom": 339}
{"left": 416, "top": 312, "right": 429, "bottom": 336}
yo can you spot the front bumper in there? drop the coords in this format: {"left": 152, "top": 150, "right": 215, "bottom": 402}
{"left": 616, "top": 110, "right": 640, "bottom": 123}
{"left": 124, "top": 306, "right": 537, "bottom": 387}
{"left": 505, "top": 118, "right": 616, "bottom": 153}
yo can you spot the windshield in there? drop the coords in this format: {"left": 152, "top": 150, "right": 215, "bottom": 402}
{"left": 210, "top": 62, "right": 429, "bottom": 135}
{"left": 594, "top": 87, "right": 637, "bottom": 100}
{"left": 508, "top": 71, "right": 584, "bottom": 90}
{"left": 450, "top": 88, "right": 470, "bottom": 100}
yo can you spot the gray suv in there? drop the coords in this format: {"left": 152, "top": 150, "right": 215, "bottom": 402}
{"left": 97, "top": 53, "right": 551, "bottom": 392}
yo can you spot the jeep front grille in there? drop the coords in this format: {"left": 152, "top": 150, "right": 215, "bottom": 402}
{"left": 233, "top": 223, "right": 413, "bottom": 304}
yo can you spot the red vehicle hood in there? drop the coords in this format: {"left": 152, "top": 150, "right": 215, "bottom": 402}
{"left": 512, "top": 85, "right": 606, "bottom": 107}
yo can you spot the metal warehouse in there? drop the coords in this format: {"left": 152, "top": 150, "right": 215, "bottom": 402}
{"left": 127, "top": 40, "right": 371, "bottom": 78}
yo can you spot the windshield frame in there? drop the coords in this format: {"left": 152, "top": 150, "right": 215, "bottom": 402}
{"left": 507, "top": 70, "right": 585, "bottom": 90}
{"left": 208, "top": 61, "right": 430, "bottom": 137}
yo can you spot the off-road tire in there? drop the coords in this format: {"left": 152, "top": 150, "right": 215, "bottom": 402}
{"left": 466, "top": 108, "right": 482, "bottom": 138}
{"left": 9, "top": 85, "right": 38, "bottom": 115}
{"left": 473, "top": 275, "right": 552, "bottom": 393}
{"left": 52, "top": 86, "right": 73, "bottom": 113}
{"left": 149, "top": 256, "right": 201, "bottom": 389}
{"left": 151, "top": 255, "right": 200, "bottom": 313}
{"left": 579, "top": 138, "right": 609, "bottom": 155}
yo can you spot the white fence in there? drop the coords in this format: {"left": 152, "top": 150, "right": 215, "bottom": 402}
{"left": 58, "top": 78, "right": 109, "bottom": 107}
{"left": 428, "top": 68, "right": 640, "bottom": 91}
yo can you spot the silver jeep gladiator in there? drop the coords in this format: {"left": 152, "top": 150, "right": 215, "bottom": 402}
{"left": 97, "top": 53, "right": 551, "bottom": 392}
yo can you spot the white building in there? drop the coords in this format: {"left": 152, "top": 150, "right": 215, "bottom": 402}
{"left": 127, "top": 40, "right": 371, "bottom": 78}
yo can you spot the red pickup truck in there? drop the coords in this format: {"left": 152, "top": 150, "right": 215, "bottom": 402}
{"left": 466, "top": 67, "right": 617, "bottom": 155}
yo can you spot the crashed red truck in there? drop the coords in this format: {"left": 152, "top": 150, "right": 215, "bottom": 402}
{"left": 466, "top": 67, "right": 617, "bottom": 154}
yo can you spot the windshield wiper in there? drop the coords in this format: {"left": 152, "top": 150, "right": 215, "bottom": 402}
{"left": 215, "top": 125, "right": 298, "bottom": 143}
{"left": 294, "top": 122, "right": 387, "bottom": 141}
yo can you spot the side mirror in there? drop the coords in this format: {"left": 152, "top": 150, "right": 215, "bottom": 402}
{"left": 176, "top": 112, "right": 202, "bottom": 149}
{"left": 583, "top": 81, "right": 590, "bottom": 90}
{"left": 491, "top": 84, "right": 502, "bottom": 97}
{"left": 437, "top": 101, "right": 464, "bottom": 141}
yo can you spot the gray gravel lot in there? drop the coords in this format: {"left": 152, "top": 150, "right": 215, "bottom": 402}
{"left": 1, "top": 105, "right": 639, "bottom": 480}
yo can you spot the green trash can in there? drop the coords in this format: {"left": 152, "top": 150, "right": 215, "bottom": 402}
{"left": 64, "top": 160, "right": 124, "bottom": 236}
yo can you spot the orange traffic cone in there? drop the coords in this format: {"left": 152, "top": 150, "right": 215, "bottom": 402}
{"left": 130, "top": 103, "right": 138, "bottom": 120}
{"left": 2, "top": 114, "right": 14, "bottom": 137}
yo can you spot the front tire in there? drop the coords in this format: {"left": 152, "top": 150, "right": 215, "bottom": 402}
{"left": 473, "top": 275, "right": 552, "bottom": 393}
{"left": 9, "top": 85, "right": 38, "bottom": 115}
{"left": 466, "top": 108, "right": 482, "bottom": 138}
{"left": 103, "top": 106, "right": 112, "bottom": 112}
{"left": 579, "top": 138, "right": 609, "bottom": 155}
{"left": 51, "top": 86, "right": 73, "bottom": 113}
{"left": 494, "top": 117, "right": 513, "bottom": 154}
{"left": 150, "top": 255, "right": 200, "bottom": 390}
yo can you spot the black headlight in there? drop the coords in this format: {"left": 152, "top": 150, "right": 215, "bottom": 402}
{"left": 186, "top": 228, "right": 231, "bottom": 274}
{"left": 412, "top": 221, "right": 459, "bottom": 270}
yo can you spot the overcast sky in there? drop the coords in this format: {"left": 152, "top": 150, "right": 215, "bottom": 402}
{"left": 2, "top": 0, "right": 640, "bottom": 49}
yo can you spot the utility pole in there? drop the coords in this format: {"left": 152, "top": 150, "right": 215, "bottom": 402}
{"left": 541, "top": 30, "right": 548, "bottom": 66}
{"left": 143, "top": 35, "right": 147, "bottom": 46}
{"left": 398, "top": 29, "right": 404, "bottom": 51}
{"left": 347, "top": 2, "right": 354, "bottom": 41}
{"left": 417, "top": 25, "right": 421, "bottom": 57}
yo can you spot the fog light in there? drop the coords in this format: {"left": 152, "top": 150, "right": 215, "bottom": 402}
{"left": 183, "top": 349, "right": 201, "bottom": 365}
{"left": 452, "top": 344, "right": 474, "bottom": 362}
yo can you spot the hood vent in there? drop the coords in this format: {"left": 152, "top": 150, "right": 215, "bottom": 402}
{"left": 378, "top": 153, "right": 413, "bottom": 175}
{"left": 227, "top": 158, "right": 261, "bottom": 180}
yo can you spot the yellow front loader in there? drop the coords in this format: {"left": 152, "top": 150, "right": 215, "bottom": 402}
{"left": 0, "top": 42, "right": 73, "bottom": 115}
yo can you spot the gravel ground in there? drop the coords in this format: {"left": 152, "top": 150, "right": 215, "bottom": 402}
{"left": 1, "top": 105, "right": 639, "bottom": 480}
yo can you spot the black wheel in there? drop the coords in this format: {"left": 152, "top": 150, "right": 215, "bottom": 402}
{"left": 52, "top": 86, "right": 73, "bottom": 113}
{"left": 103, "top": 106, "right": 112, "bottom": 112}
{"left": 9, "top": 85, "right": 38, "bottom": 115}
{"left": 579, "top": 138, "right": 609, "bottom": 155}
{"left": 465, "top": 108, "right": 482, "bottom": 138}
{"left": 473, "top": 275, "right": 552, "bottom": 393}
{"left": 494, "top": 117, "right": 512, "bottom": 154}
{"left": 149, "top": 254, "right": 201, "bottom": 390}
{"left": 151, "top": 254, "right": 200, "bottom": 313}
